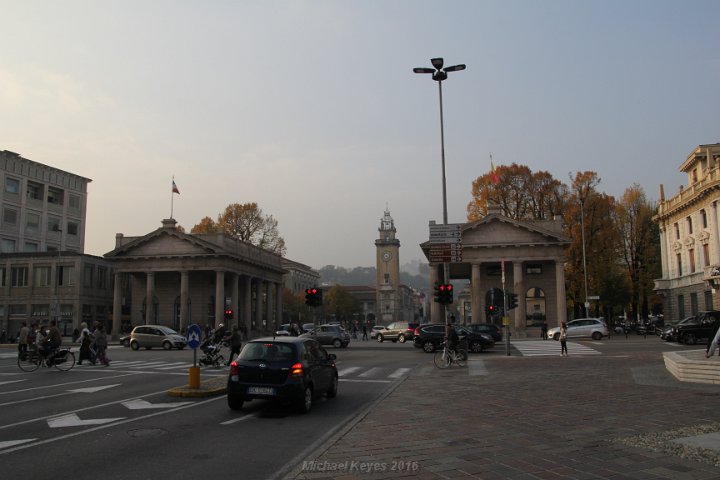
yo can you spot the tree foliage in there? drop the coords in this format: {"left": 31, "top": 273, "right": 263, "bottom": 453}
{"left": 190, "top": 202, "right": 287, "bottom": 256}
{"left": 323, "top": 285, "right": 362, "bottom": 323}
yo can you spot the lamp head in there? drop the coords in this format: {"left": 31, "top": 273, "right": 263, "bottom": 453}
{"left": 431, "top": 58, "right": 444, "bottom": 70}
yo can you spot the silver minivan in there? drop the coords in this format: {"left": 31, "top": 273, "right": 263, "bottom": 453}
{"left": 129, "top": 325, "right": 187, "bottom": 350}
{"left": 548, "top": 318, "right": 609, "bottom": 341}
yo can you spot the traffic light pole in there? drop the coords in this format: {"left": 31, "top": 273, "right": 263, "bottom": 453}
{"left": 502, "top": 259, "right": 510, "bottom": 356}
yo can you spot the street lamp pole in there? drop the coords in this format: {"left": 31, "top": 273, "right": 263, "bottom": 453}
{"left": 580, "top": 196, "right": 589, "bottom": 317}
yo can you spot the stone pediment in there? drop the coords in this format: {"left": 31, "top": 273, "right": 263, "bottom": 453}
{"left": 105, "top": 229, "right": 218, "bottom": 259}
{"left": 461, "top": 215, "right": 570, "bottom": 247}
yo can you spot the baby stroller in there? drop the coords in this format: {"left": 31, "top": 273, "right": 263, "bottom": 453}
{"left": 198, "top": 339, "right": 225, "bottom": 367}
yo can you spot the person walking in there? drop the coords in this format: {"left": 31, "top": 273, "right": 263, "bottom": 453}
{"left": 540, "top": 321, "right": 548, "bottom": 340}
{"left": 706, "top": 325, "right": 720, "bottom": 358}
{"left": 225, "top": 325, "right": 242, "bottom": 365}
{"left": 92, "top": 323, "right": 110, "bottom": 366}
{"left": 17, "top": 321, "right": 29, "bottom": 360}
{"left": 559, "top": 321, "right": 568, "bottom": 356}
{"left": 362, "top": 324, "right": 368, "bottom": 341}
{"left": 77, "top": 329, "right": 96, "bottom": 365}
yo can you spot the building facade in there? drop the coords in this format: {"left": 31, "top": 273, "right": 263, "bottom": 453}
{"left": 0, "top": 150, "right": 91, "bottom": 253}
{"left": 281, "top": 258, "right": 320, "bottom": 295}
{"left": 654, "top": 144, "right": 720, "bottom": 320}
{"left": 420, "top": 205, "right": 570, "bottom": 333}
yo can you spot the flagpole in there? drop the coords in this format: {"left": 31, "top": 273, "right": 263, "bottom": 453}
{"left": 170, "top": 175, "right": 175, "bottom": 219}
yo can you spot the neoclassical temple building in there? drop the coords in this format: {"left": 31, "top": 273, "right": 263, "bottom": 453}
{"left": 420, "top": 205, "right": 571, "bottom": 334}
{"left": 105, "top": 218, "right": 286, "bottom": 337}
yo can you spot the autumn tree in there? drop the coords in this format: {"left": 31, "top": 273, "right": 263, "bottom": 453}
{"left": 281, "top": 288, "right": 314, "bottom": 325}
{"left": 323, "top": 285, "right": 361, "bottom": 325}
{"left": 191, "top": 203, "right": 287, "bottom": 256}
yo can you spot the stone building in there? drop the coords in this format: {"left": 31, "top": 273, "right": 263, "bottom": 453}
{"left": 104, "top": 218, "right": 286, "bottom": 337}
{"left": 654, "top": 143, "right": 720, "bottom": 320}
{"left": 281, "top": 258, "right": 320, "bottom": 295}
{"left": 420, "top": 205, "right": 571, "bottom": 334}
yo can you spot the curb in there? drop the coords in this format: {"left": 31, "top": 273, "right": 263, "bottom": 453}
{"left": 166, "top": 375, "right": 227, "bottom": 397}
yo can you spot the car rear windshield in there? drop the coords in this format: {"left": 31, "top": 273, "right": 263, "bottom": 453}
{"left": 239, "top": 342, "right": 296, "bottom": 362}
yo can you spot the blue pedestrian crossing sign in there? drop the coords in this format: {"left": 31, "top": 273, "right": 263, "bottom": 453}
{"left": 187, "top": 324, "right": 202, "bottom": 349}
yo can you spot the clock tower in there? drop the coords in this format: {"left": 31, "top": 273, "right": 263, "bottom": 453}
{"left": 375, "top": 208, "right": 400, "bottom": 324}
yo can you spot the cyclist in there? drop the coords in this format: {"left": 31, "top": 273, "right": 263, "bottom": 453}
{"left": 40, "top": 320, "right": 62, "bottom": 362}
{"left": 445, "top": 321, "right": 459, "bottom": 354}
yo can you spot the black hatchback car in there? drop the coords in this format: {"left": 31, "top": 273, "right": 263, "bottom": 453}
{"left": 227, "top": 337, "right": 338, "bottom": 413}
{"left": 413, "top": 323, "right": 495, "bottom": 353}
{"left": 466, "top": 323, "right": 503, "bottom": 342}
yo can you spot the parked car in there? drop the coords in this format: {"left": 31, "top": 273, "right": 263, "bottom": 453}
{"left": 661, "top": 316, "right": 694, "bottom": 342}
{"left": 119, "top": 334, "right": 131, "bottom": 347}
{"left": 300, "top": 324, "right": 350, "bottom": 348}
{"left": 466, "top": 323, "right": 503, "bottom": 342}
{"left": 375, "top": 321, "right": 416, "bottom": 343}
{"left": 129, "top": 325, "right": 187, "bottom": 350}
{"left": 673, "top": 311, "right": 720, "bottom": 345}
{"left": 275, "top": 324, "right": 292, "bottom": 336}
{"left": 227, "top": 336, "right": 338, "bottom": 413}
{"left": 413, "top": 323, "right": 495, "bottom": 353}
{"left": 370, "top": 325, "right": 388, "bottom": 339}
{"left": 302, "top": 323, "right": 316, "bottom": 333}
{"left": 547, "top": 318, "right": 609, "bottom": 341}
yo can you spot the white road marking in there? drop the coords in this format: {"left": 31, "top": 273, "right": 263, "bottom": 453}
{"left": 122, "top": 398, "right": 193, "bottom": 410}
{"left": 48, "top": 413, "right": 126, "bottom": 428}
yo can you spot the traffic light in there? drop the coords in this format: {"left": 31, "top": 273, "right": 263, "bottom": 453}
{"left": 433, "top": 283, "right": 442, "bottom": 303}
{"left": 440, "top": 283, "right": 454, "bottom": 305}
{"left": 315, "top": 288, "right": 323, "bottom": 306}
{"left": 305, "top": 287, "right": 323, "bottom": 307}
{"left": 224, "top": 308, "right": 233, "bottom": 320}
{"left": 506, "top": 292, "right": 518, "bottom": 310}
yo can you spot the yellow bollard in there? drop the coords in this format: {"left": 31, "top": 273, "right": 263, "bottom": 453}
{"left": 188, "top": 366, "right": 200, "bottom": 389}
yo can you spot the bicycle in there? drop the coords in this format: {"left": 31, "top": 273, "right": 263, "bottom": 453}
{"left": 18, "top": 346, "right": 76, "bottom": 372}
{"left": 433, "top": 342, "right": 468, "bottom": 369}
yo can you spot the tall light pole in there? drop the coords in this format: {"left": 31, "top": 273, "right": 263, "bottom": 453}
{"left": 413, "top": 58, "right": 466, "bottom": 226}
{"left": 414, "top": 58, "right": 465, "bottom": 323}
{"left": 579, "top": 195, "right": 589, "bottom": 317}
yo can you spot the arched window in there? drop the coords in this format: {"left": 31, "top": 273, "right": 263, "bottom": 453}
{"left": 525, "top": 287, "right": 546, "bottom": 327}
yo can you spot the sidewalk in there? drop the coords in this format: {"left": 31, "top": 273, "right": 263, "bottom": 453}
{"left": 281, "top": 351, "right": 720, "bottom": 479}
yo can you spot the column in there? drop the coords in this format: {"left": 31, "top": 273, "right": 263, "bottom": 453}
{"left": 266, "top": 281, "right": 274, "bottom": 330}
{"left": 275, "top": 282, "right": 283, "bottom": 329}
{"left": 112, "top": 272, "right": 122, "bottom": 337}
{"left": 513, "top": 262, "right": 526, "bottom": 334}
{"left": 255, "top": 280, "right": 264, "bottom": 330}
{"left": 145, "top": 272, "right": 154, "bottom": 325}
{"left": 713, "top": 202, "right": 720, "bottom": 266}
{"left": 429, "top": 264, "right": 441, "bottom": 323}
{"left": 555, "top": 261, "right": 567, "bottom": 328}
{"left": 471, "top": 263, "right": 482, "bottom": 324}
{"left": 180, "top": 271, "right": 189, "bottom": 331}
{"left": 230, "top": 273, "right": 239, "bottom": 328}
{"left": 215, "top": 271, "right": 225, "bottom": 328}
{"left": 243, "top": 276, "right": 252, "bottom": 336}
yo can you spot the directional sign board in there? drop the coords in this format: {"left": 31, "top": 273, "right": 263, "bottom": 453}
{"left": 429, "top": 222, "right": 463, "bottom": 244}
{"left": 187, "top": 324, "right": 202, "bottom": 349}
{"left": 429, "top": 243, "right": 463, "bottom": 262}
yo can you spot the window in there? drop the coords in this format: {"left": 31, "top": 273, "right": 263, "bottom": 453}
{"left": 8, "top": 304, "right": 27, "bottom": 315}
{"left": 0, "top": 268, "right": 5, "bottom": 287}
{"left": 47, "top": 187, "right": 64, "bottom": 205}
{"left": 678, "top": 295, "right": 685, "bottom": 318}
{"left": 526, "top": 264, "right": 542, "bottom": 274}
{"left": 11, "top": 267, "right": 28, "bottom": 287}
{"left": 704, "top": 244, "right": 711, "bottom": 268}
{"left": 26, "top": 181, "right": 42, "bottom": 200}
{"left": 31, "top": 304, "right": 49, "bottom": 316}
{"left": 57, "top": 265, "right": 75, "bottom": 286}
{"left": 691, "top": 292, "right": 699, "bottom": 315}
{"left": 97, "top": 266, "right": 107, "bottom": 289}
{"left": 24, "top": 242, "right": 38, "bottom": 252}
{"left": 26, "top": 213, "right": 40, "bottom": 230}
{"left": 48, "top": 217, "right": 61, "bottom": 233}
{"left": 83, "top": 265, "right": 94, "bottom": 287}
{"left": 674, "top": 223, "right": 680, "bottom": 239}
{"left": 706, "top": 291, "right": 714, "bottom": 310}
{"left": 689, "top": 249, "right": 696, "bottom": 273}
{"left": 3, "top": 207, "right": 17, "bottom": 225}
{"left": 69, "top": 195, "right": 81, "bottom": 210}
{"left": 67, "top": 221, "right": 79, "bottom": 236}
{"left": 701, "top": 209, "right": 708, "bottom": 229}
{"left": 677, "top": 253, "right": 683, "bottom": 276}
{"left": 687, "top": 216, "right": 693, "bottom": 235}
{"left": 33, "top": 266, "right": 51, "bottom": 287}
{"left": 4, "top": 177, "right": 19, "bottom": 194}
{"left": 1, "top": 239, "right": 15, "bottom": 253}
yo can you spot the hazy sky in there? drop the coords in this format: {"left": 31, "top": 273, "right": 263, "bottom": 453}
{"left": 2, "top": 1, "right": 719, "bottom": 270}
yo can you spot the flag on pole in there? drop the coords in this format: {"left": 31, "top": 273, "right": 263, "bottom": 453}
{"left": 172, "top": 179, "right": 180, "bottom": 194}
{"left": 490, "top": 155, "right": 500, "bottom": 185}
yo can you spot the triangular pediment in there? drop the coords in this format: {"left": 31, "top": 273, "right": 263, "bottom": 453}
{"left": 105, "top": 229, "right": 218, "bottom": 258}
{"left": 462, "top": 215, "right": 570, "bottom": 246}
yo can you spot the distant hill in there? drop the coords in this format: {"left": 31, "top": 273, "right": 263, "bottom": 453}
{"left": 317, "top": 262, "right": 431, "bottom": 291}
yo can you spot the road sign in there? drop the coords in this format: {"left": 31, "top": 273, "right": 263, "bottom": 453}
{"left": 587, "top": 295, "right": 600, "bottom": 300}
{"left": 187, "top": 324, "right": 202, "bottom": 349}
{"left": 429, "top": 243, "right": 463, "bottom": 262}
{"left": 429, "top": 222, "right": 463, "bottom": 244}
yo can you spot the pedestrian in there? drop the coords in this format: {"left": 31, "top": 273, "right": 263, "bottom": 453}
{"left": 225, "top": 324, "right": 242, "bottom": 365}
{"left": 706, "top": 325, "right": 720, "bottom": 358}
{"left": 541, "top": 321, "right": 548, "bottom": 340}
{"left": 77, "top": 329, "right": 96, "bottom": 365}
{"left": 445, "top": 321, "right": 459, "bottom": 353}
{"left": 72, "top": 327, "right": 80, "bottom": 343}
{"left": 17, "top": 321, "right": 29, "bottom": 360}
{"left": 560, "top": 321, "right": 568, "bottom": 356}
{"left": 0, "top": 329, "right": 6, "bottom": 344}
{"left": 362, "top": 324, "right": 368, "bottom": 341}
{"left": 92, "top": 323, "right": 110, "bottom": 366}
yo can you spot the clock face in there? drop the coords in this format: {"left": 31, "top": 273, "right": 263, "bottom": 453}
{"left": 382, "top": 251, "right": 392, "bottom": 262}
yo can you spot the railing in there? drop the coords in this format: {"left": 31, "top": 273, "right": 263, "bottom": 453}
{"left": 658, "top": 167, "right": 720, "bottom": 216}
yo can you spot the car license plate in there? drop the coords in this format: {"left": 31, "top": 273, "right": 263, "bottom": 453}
{"left": 248, "top": 386, "right": 275, "bottom": 396}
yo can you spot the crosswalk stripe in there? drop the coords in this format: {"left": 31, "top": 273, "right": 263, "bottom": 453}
{"left": 358, "top": 367, "right": 381, "bottom": 378}
{"left": 337, "top": 366, "right": 362, "bottom": 377}
{"left": 513, "top": 341, "right": 600, "bottom": 356}
{"left": 388, "top": 368, "right": 411, "bottom": 379}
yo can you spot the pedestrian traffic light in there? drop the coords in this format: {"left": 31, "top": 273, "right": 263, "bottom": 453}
{"left": 439, "top": 283, "right": 453, "bottom": 305}
{"left": 506, "top": 292, "right": 518, "bottom": 310}
{"left": 433, "top": 283, "right": 442, "bottom": 303}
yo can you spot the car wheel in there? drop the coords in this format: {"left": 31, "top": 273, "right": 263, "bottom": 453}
{"left": 591, "top": 332, "right": 603, "bottom": 341}
{"left": 332, "top": 339, "right": 342, "bottom": 348}
{"left": 130, "top": 341, "right": 139, "bottom": 351}
{"left": 326, "top": 375, "right": 338, "bottom": 398}
{"left": 469, "top": 340, "right": 484, "bottom": 353}
{"left": 398, "top": 334, "right": 406, "bottom": 343}
{"left": 377, "top": 334, "right": 384, "bottom": 343}
{"left": 227, "top": 395, "right": 243, "bottom": 411}
{"left": 296, "top": 386, "right": 313, "bottom": 413}
{"left": 162, "top": 341, "right": 173, "bottom": 350}
{"left": 422, "top": 341, "right": 436, "bottom": 353}
{"left": 684, "top": 333, "right": 697, "bottom": 345}
{"left": 122, "top": 338, "right": 130, "bottom": 347}
{"left": 552, "top": 333, "right": 560, "bottom": 341}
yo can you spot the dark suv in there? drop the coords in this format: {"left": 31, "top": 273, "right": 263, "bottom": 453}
{"left": 674, "top": 311, "right": 720, "bottom": 345}
{"left": 227, "top": 337, "right": 338, "bottom": 413}
{"left": 413, "top": 323, "right": 495, "bottom": 353}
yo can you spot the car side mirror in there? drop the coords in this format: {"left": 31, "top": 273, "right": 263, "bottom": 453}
{"left": 328, "top": 353, "right": 336, "bottom": 361}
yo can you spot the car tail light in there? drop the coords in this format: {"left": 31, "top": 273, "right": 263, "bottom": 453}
{"left": 414, "top": 327, "right": 420, "bottom": 335}
{"left": 290, "top": 363, "right": 303, "bottom": 376}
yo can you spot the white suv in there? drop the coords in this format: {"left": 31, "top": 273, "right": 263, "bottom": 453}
{"left": 548, "top": 318, "right": 609, "bottom": 341}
